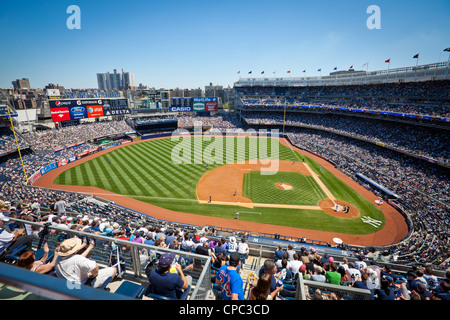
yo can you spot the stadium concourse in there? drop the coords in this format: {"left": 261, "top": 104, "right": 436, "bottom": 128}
{"left": 0, "top": 79, "right": 449, "bottom": 301}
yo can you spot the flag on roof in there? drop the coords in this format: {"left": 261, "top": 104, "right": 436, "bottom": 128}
{"left": 385, "top": 59, "right": 390, "bottom": 63}
{"left": 413, "top": 54, "right": 419, "bottom": 59}
{"left": 333, "top": 67, "right": 337, "bottom": 70}
{"left": 287, "top": 70, "right": 291, "bottom": 73}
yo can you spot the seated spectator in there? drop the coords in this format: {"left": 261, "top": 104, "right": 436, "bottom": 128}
{"left": 249, "top": 273, "right": 283, "bottom": 300}
{"left": 55, "top": 237, "right": 116, "bottom": 289}
{"left": 0, "top": 214, "right": 33, "bottom": 260}
{"left": 228, "top": 236, "right": 238, "bottom": 252}
{"left": 325, "top": 262, "right": 341, "bottom": 285}
{"left": 147, "top": 252, "right": 191, "bottom": 299}
{"left": 274, "top": 244, "right": 285, "bottom": 262}
{"left": 18, "top": 242, "right": 59, "bottom": 274}
{"left": 258, "top": 259, "right": 279, "bottom": 294}
{"left": 375, "top": 276, "right": 396, "bottom": 300}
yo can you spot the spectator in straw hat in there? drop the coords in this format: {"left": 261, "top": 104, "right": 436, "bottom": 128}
{"left": 55, "top": 237, "right": 116, "bottom": 288}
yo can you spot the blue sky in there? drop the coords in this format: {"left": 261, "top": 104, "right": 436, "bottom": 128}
{"left": 0, "top": 0, "right": 449, "bottom": 89}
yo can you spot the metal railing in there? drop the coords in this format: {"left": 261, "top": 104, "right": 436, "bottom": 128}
{"left": 2, "top": 218, "right": 212, "bottom": 300}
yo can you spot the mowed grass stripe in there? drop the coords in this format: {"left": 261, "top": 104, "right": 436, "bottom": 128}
{"left": 106, "top": 149, "right": 151, "bottom": 196}
{"left": 117, "top": 146, "right": 175, "bottom": 198}
{"left": 111, "top": 149, "right": 160, "bottom": 196}
{"left": 134, "top": 142, "right": 196, "bottom": 197}
{"left": 141, "top": 140, "right": 201, "bottom": 182}
{"left": 124, "top": 141, "right": 194, "bottom": 198}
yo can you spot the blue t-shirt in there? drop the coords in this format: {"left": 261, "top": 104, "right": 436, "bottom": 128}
{"left": 216, "top": 265, "right": 244, "bottom": 300}
{"left": 148, "top": 269, "right": 185, "bottom": 299}
{"left": 375, "top": 287, "right": 396, "bottom": 300}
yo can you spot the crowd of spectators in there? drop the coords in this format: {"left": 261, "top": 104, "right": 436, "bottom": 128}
{"left": 281, "top": 128, "right": 449, "bottom": 268}
{"left": 0, "top": 128, "right": 29, "bottom": 154}
{"left": 241, "top": 111, "right": 450, "bottom": 165}
{"left": 177, "top": 113, "right": 241, "bottom": 129}
{"left": 22, "top": 120, "right": 133, "bottom": 151}
{"left": 267, "top": 245, "right": 449, "bottom": 300}
{"left": 236, "top": 79, "right": 450, "bottom": 117}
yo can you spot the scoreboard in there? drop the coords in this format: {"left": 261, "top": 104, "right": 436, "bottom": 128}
{"left": 49, "top": 98, "right": 131, "bottom": 122}
{"left": 169, "top": 97, "right": 217, "bottom": 112}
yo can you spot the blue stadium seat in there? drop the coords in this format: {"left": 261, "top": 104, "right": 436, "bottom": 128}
{"left": 144, "top": 284, "right": 191, "bottom": 300}
{"left": 114, "top": 280, "right": 145, "bottom": 299}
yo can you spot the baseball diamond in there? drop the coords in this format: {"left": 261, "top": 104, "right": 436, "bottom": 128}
{"left": 35, "top": 135, "right": 409, "bottom": 245}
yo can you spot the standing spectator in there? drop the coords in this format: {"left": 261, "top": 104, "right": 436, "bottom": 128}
{"left": 54, "top": 197, "right": 67, "bottom": 214}
{"left": 147, "top": 252, "right": 191, "bottom": 299}
{"left": 216, "top": 252, "right": 244, "bottom": 300}
{"left": 237, "top": 238, "right": 249, "bottom": 258}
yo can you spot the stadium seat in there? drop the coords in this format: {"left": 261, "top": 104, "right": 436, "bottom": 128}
{"left": 144, "top": 284, "right": 191, "bottom": 300}
{"left": 2, "top": 244, "right": 29, "bottom": 264}
{"left": 114, "top": 280, "right": 145, "bottom": 299}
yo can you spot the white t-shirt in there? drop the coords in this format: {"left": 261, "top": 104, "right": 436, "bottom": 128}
{"left": 0, "top": 229, "right": 14, "bottom": 251}
{"left": 346, "top": 268, "right": 361, "bottom": 282}
{"left": 238, "top": 242, "right": 248, "bottom": 254}
{"left": 290, "top": 260, "right": 303, "bottom": 275}
{"left": 228, "top": 242, "right": 238, "bottom": 252}
{"left": 354, "top": 260, "right": 367, "bottom": 270}
{"left": 55, "top": 254, "right": 97, "bottom": 284}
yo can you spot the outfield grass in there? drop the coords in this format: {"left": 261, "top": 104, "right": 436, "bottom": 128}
{"left": 54, "top": 136, "right": 385, "bottom": 234}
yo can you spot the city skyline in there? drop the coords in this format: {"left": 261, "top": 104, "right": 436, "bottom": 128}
{"left": 0, "top": 0, "right": 449, "bottom": 90}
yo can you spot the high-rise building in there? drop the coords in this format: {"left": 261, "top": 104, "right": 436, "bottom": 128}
{"left": 96, "top": 69, "right": 136, "bottom": 90}
{"left": 12, "top": 78, "right": 31, "bottom": 90}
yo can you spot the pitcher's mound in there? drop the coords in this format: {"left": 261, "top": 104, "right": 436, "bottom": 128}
{"left": 276, "top": 183, "right": 292, "bottom": 190}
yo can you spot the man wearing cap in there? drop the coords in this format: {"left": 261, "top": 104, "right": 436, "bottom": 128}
{"left": 0, "top": 213, "right": 33, "bottom": 260}
{"left": 216, "top": 252, "right": 244, "bottom": 300}
{"left": 147, "top": 252, "right": 191, "bottom": 299}
{"left": 55, "top": 237, "right": 116, "bottom": 289}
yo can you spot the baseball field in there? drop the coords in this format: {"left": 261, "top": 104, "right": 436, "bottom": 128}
{"left": 51, "top": 135, "right": 391, "bottom": 236}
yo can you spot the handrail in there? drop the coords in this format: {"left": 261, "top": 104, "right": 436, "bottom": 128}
{"left": 0, "top": 263, "right": 134, "bottom": 300}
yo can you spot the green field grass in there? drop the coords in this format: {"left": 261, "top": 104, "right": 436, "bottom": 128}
{"left": 54, "top": 136, "right": 385, "bottom": 234}
{"left": 243, "top": 171, "right": 327, "bottom": 205}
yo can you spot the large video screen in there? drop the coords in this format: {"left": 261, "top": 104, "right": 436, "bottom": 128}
{"left": 49, "top": 98, "right": 130, "bottom": 122}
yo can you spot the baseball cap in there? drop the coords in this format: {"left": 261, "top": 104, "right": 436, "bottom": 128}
{"left": 159, "top": 252, "right": 175, "bottom": 268}
{"left": 0, "top": 214, "right": 9, "bottom": 222}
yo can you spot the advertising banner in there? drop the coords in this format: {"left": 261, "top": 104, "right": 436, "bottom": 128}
{"left": 28, "top": 171, "right": 42, "bottom": 185}
{"left": 51, "top": 107, "right": 71, "bottom": 122}
{"left": 69, "top": 106, "right": 88, "bottom": 120}
{"left": 49, "top": 99, "right": 130, "bottom": 121}
{"left": 57, "top": 159, "right": 69, "bottom": 167}
{"left": 87, "top": 105, "right": 104, "bottom": 118}
{"left": 40, "top": 162, "right": 58, "bottom": 175}
{"left": 205, "top": 101, "right": 218, "bottom": 111}
{"left": 193, "top": 100, "right": 205, "bottom": 112}
{"left": 169, "top": 106, "right": 193, "bottom": 112}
